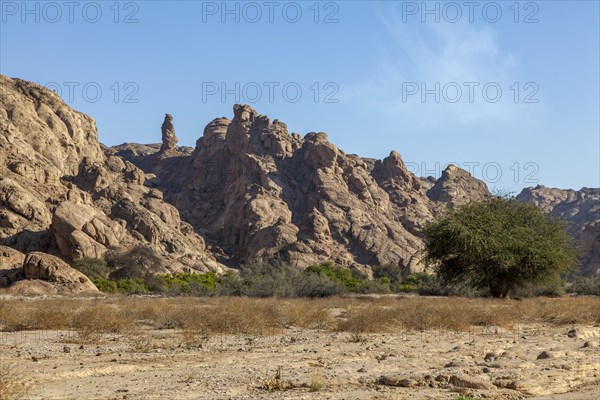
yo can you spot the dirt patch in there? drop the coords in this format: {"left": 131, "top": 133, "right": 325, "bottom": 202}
{"left": 1, "top": 296, "right": 599, "bottom": 399}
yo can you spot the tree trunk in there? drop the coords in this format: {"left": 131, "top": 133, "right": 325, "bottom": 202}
{"left": 489, "top": 280, "right": 510, "bottom": 298}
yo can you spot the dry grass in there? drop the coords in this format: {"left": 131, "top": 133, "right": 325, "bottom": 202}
{"left": 71, "top": 303, "right": 139, "bottom": 342}
{"left": 0, "top": 362, "right": 29, "bottom": 400}
{"left": 261, "top": 367, "right": 294, "bottom": 391}
{"left": 0, "top": 296, "right": 598, "bottom": 341}
{"left": 309, "top": 370, "right": 324, "bottom": 392}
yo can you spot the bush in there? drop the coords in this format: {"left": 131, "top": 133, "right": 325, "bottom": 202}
{"left": 372, "top": 264, "right": 403, "bottom": 284}
{"left": 91, "top": 277, "right": 118, "bottom": 293}
{"left": 90, "top": 260, "right": 467, "bottom": 298}
{"left": 106, "top": 245, "right": 163, "bottom": 279}
{"left": 238, "top": 263, "right": 300, "bottom": 297}
{"left": 91, "top": 277, "right": 149, "bottom": 294}
{"left": 567, "top": 275, "right": 600, "bottom": 296}
{"left": 215, "top": 272, "right": 244, "bottom": 296}
{"left": 396, "top": 272, "right": 431, "bottom": 293}
{"left": 415, "top": 275, "right": 486, "bottom": 297}
{"left": 146, "top": 273, "right": 217, "bottom": 296}
{"left": 296, "top": 273, "right": 345, "bottom": 298}
{"left": 304, "top": 262, "right": 364, "bottom": 292}
{"left": 72, "top": 257, "right": 109, "bottom": 279}
{"left": 0, "top": 363, "right": 29, "bottom": 400}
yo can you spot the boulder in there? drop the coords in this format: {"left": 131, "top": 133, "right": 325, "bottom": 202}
{"left": 52, "top": 201, "right": 124, "bottom": 259}
{"left": 21, "top": 252, "right": 99, "bottom": 293}
{"left": 0, "top": 245, "right": 25, "bottom": 287}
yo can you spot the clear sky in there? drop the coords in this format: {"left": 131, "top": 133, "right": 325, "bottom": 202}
{"left": 1, "top": 0, "right": 599, "bottom": 191}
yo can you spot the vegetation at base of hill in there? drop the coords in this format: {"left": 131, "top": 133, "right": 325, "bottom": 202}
{"left": 74, "top": 236, "right": 591, "bottom": 298}
{"left": 78, "top": 257, "right": 596, "bottom": 297}
{"left": 566, "top": 275, "right": 600, "bottom": 296}
{"left": 78, "top": 257, "right": 440, "bottom": 297}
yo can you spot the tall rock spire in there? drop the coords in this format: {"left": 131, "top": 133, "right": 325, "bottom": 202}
{"left": 160, "top": 113, "right": 178, "bottom": 151}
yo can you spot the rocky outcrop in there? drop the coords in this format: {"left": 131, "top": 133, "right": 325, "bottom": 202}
{"left": 113, "top": 104, "right": 491, "bottom": 276}
{"left": 22, "top": 252, "right": 98, "bottom": 293}
{"left": 516, "top": 186, "right": 599, "bottom": 275}
{"left": 1, "top": 247, "right": 98, "bottom": 294}
{"left": 0, "top": 74, "right": 225, "bottom": 287}
{"left": 51, "top": 201, "right": 125, "bottom": 260}
{"left": 0, "top": 245, "right": 25, "bottom": 287}
{"left": 160, "top": 113, "right": 179, "bottom": 152}
{"left": 427, "top": 164, "right": 490, "bottom": 208}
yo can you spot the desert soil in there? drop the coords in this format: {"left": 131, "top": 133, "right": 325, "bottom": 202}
{"left": 2, "top": 321, "right": 599, "bottom": 399}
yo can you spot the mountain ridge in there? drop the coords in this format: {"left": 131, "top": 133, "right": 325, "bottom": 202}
{"left": 0, "top": 75, "right": 597, "bottom": 294}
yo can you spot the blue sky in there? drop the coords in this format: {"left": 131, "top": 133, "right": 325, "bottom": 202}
{"left": 1, "top": 0, "right": 598, "bottom": 191}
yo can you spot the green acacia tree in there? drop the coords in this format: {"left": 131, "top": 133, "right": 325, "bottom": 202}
{"left": 424, "top": 197, "right": 577, "bottom": 298}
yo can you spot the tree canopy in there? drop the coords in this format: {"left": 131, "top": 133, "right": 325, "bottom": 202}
{"left": 424, "top": 197, "right": 577, "bottom": 298}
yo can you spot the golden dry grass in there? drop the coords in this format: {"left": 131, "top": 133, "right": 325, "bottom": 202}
{"left": 0, "top": 296, "right": 598, "bottom": 340}
{"left": 0, "top": 362, "right": 29, "bottom": 400}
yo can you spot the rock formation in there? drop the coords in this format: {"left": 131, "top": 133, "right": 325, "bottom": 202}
{"left": 1, "top": 74, "right": 596, "bottom": 294}
{"left": 0, "top": 246, "right": 98, "bottom": 294}
{"left": 160, "top": 113, "right": 178, "bottom": 151}
{"left": 0, "top": 75, "right": 226, "bottom": 294}
{"left": 112, "top": 104, "right": 491, "bottom": 276}
{"left": 427, "top": 164, "right": 490, "bottom": 208}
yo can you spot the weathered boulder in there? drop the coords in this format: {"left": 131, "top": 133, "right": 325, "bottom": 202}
{"left": 51, "top": 201, "right": 125, "bottom": 259}
{"left": 0, "top": 245, "right": 25, "bottom": 287}
{"left": 21, "top": 252, "right": 99, "bottom": 293}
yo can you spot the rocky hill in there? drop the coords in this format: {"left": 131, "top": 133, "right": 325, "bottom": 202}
{"left": 0, "top": 75, "right": 225, "bottom": 293}
{"left": 0, "top": 75, "right": 597, "bottom": 293}
{"left": 109, "top": 104, "right": 492, "bottom": 276}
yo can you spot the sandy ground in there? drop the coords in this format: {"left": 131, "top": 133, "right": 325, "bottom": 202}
{"left": 1, "top": 323, "right": 599, "bottom": 400}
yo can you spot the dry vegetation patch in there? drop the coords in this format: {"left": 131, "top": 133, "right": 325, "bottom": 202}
{"left": 0, "top": 362, "right": 29, "bottom": 400}
{"left": 1, "top": 296, "right": 598, "bottom": 339}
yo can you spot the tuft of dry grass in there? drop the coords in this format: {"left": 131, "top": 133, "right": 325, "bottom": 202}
{"left": 261, "top": 367, "right": 294, "bottom": 391}
{"left": 0, "top": 362, "right": 30, "bottom": 400}
{"left": 309, "top": 370, "right": 324, "bottom": 392}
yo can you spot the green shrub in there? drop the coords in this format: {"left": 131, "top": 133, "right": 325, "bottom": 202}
{"left": 304, "top": 262, "right": 364, "bottom": 291}
{"left": 91, "top": 277, "right": 148, "bottom": 294}
{"left": 396, "top": 272, "right": 431, "bottom": 292}
{"left": 91, "top": 277, "right": 117, "bottom": 293}
{"left": 146, "top": 273, "right": 217, "bottom": 295}
{"left": 567, "top": 275, "right": 600, "bottom": 296}
{"left": 115, "top": 278, "right": 149, "bottom": 294}
{"left": 72, "top": 257, "right": 108, "bottom": 279}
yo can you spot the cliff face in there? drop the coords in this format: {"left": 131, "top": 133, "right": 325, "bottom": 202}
{"left": 517, "top": 186, "right": 600, "bottom": 276}
{"left": 2, "top": 75, "right": 595, "bottom": 292}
